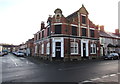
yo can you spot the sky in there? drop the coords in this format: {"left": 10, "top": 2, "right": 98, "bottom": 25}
{"left": 0, "top": 0, "right": 119, "bottom": 45}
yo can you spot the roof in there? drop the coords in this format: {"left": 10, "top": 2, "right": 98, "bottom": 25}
{"left": 99, "top": 31, "right": 111, "bottom": 38}
{"left": 106, "top": 32, "right": 120, "bottom": 39}
{"left": 66, "top": 4, "right": 89, "bottom": 20}
{"left": 99, "top": 31, "right": 120, "bottom": 39}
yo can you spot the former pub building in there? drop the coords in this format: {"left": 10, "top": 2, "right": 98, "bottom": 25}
{"left": 34, "top": 5, "right": 100, "bottom": 61}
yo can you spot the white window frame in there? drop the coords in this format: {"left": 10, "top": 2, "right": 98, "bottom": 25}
{"left": 90, "top": 43, "right": 96, "bottom": 54}
{"left": 71, "top": 42, "right": 78, "bottom": 54}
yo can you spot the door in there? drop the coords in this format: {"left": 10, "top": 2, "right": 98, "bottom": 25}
{"left": 83, "top": 43, "right": 86, "bottom": 58}
{"left": 55, "top": 42, "right": 61, "bottom": 59}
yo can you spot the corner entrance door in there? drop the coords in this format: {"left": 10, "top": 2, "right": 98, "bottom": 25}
{"left": 83, "top": 43, "right": 86, "bottom": 58}
{"left": 55, "top": 42, "right": 61, "bottom": 59}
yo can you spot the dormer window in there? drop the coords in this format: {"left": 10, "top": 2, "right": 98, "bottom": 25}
{"left": 82, "top": 16, "right": 86, "bottom": 24}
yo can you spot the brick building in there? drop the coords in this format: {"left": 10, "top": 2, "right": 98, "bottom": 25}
{"left": 26, "top": 38, "right": 34, "bottom": 56}
{"left": 99, "top": 27, "right": 120, "bottom": 56}
{"left": 34, "top": 5, "right": 100, "bottom": 61}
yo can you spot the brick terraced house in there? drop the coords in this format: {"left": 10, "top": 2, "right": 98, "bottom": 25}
{"left": 34, "top": 5, "right": 100, "bottom": 61}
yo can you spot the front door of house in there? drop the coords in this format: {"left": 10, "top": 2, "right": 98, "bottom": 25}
{"left": 83, "top": 43, "right": 86, "bottom": 58}
{"left": 55, "top": 42, "right": 61, "bottom": 59}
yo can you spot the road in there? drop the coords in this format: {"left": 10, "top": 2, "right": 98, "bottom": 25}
{"left": 1, "top": 53, "right": 119, "bottom": 84}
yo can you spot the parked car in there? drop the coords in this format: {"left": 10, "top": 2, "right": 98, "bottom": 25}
{"left": 0, "top": 51, "right": 4, "bottom": 56}
{"left": 2, "top": 50, "right": 8, "bottom": 55}
{"left": 103, "top": 53, "right": 119, "bottom": 60}
{"left": 12, "top": 52, "right": 18, "bottom": 55}
{"left": 16, "top": 51, "right": 25, "bottom": 57}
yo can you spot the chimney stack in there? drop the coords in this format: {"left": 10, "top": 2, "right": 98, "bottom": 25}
{"left": 41, "top": 21, "right": 45, "bottom": 30}
{"left": 115, "top": 29, "right": 119, "bottom": 35}
{"left": 100, "top": 25, "right": 104, "bottom": 32}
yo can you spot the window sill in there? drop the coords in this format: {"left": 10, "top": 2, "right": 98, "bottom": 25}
{"left": 90, "top": 53, "right": 96, "bottom": 54}
{"left": 71, "top": 53, "right": 78, "bottom": 55}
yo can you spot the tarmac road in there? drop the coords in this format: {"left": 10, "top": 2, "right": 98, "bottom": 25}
{"left": 1, "top": 53, "right": 119, "bottom": 84}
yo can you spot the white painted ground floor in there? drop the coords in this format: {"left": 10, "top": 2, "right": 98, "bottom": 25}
{"left": 34, "top": 37, "right": 100, "bottom": 60}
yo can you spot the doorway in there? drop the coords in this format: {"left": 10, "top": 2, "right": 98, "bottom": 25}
{"left": 55, "top": 42, "right": 61, "bottom": 59}
{"left": 83, "top": 43, "right": 86, "bottom": 58}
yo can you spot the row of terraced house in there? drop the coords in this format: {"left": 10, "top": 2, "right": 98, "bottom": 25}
{"left": 20, "top": 5, "right": 120, "bottom": 61}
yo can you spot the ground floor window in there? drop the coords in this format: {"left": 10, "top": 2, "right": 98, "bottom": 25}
{"left": 41, "top": 43, "right": 44, "bottom": 54}
{"left": 35, "top": 45, "right": 37, "bottom": 54}
{"left": 71, "top": 42, "right": 78, "bottom": 54}
{"left": 90, "top": 43, "right": 96, "bottom": 54}
{"left": 46, "top": 42, "right": 50, "bottom": 54}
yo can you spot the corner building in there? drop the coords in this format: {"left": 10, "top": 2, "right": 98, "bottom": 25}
{"left": 34, "top": 5, "right": 100, "bottom": 61}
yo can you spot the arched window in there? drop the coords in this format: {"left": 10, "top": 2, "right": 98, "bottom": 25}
{"left": 71, "top": 42, "right": 78, "bottom": 54}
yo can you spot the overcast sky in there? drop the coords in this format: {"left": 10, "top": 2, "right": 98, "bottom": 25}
{"left": 0, "top": 0, "right": 119, "bottom": 45}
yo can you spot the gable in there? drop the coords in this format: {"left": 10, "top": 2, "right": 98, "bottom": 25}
{"left": 79, "top": 5, "right": 89, "bottom": 15}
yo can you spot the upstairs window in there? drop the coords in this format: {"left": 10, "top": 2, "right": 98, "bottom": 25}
{"left": 72, "top": 26, "right": 77, "bottom": 36}
{"left": 82, "top": 28, "right": 86, "bottom": 36}
{"left": 90, "top": 30, "right": 95, "bottom": 37}
{"left": 35, "top": 34, "right": 37, "bottom": 41}
{"left": 39, "top": 33, "right": 41, "bottom": 39}
{"left": 42, "top": 31, "right": 44, "bottom": 38}
{"left": 55, "top": 25, "right": 61, "bottom": 34}
{"left": 47, "top": 27, "right": 50, "bottom": 36}
{"left": 82, "top": 16, "right": 86, "bottom": 24}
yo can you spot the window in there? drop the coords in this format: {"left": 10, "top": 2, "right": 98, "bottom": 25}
{"left": 39, "top": 33, "right": 41, "bottom": 39}
{"left": 47, "top": 27, "right": 50, "bottom": 36}
{"left": 36, "top": 34, "right": 37, "bottom": 40}
{"left": 82, "top": 28, "right": 86, "bottom": 36}
{"left": 55, "top": 25, "right": 61, "bottom": 34}
{"left": 35, "top": 45, "right": 37, "bottom": 54}
{"left": 90, "top": 44, "right": 96, "bottom": 54}
{"left": 71, "top": 42, "right": 78, "bottom": 54}
{"left": 41, "top": 44, "right": 44, "bottom": 54}
{"left": 82, "top": 16, "right": 86, "bottom": 24}
{"left": 46, "top": 42, "right": 50, "bottom": 54}
{"left": 42, "top": 31, "right": 44, "bottom": 38}
{"left": 72, "top": 26, "right": 77, "bottom": 36}
{"left": 90, "top": 30, "right": 94, "bottom": 37}
{"left": 34, "top": 34, "right": 37, "bottom": 41}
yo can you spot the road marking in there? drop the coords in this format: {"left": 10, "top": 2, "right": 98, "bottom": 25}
{"left": 10, "top": 58, "right": 18, "bottom": 66}
{"left": 90, "top": 78, "right": 100, "bottom": 81}
{"left": 109, "top": 74, "right": 117, "bottom": 77}
{"left": 80, "top": 73, "right": 118, "bottom": 83}
{"left": 80, "top": 80, "right": 93, "bottom": 83}
{"left": 101, "top": 75, "right": 109, "bottom": 78}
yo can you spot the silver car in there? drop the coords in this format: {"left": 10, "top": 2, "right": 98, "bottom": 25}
{"left": 104, "top": 53, "right": 119, "bottom": 60}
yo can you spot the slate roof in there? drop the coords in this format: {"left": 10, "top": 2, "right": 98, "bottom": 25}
{"left": 99, "top": 31, "right": 120, "bottom": 39}
{"left": 99, "top": 31, "right": 111, "bottom": 38}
